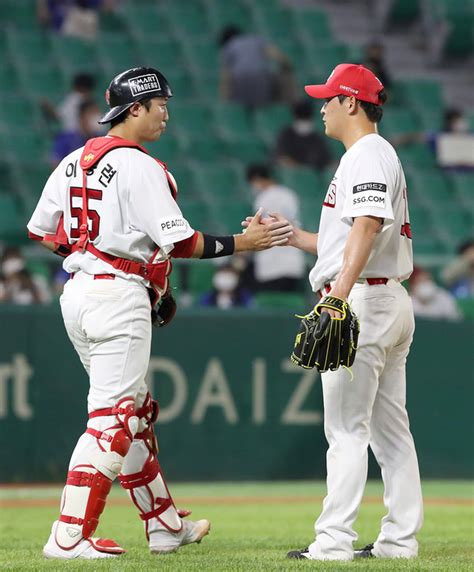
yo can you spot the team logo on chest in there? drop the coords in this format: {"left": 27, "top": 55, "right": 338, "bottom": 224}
{"left": 323, "top": 179, "right": 336, "bottom": 208}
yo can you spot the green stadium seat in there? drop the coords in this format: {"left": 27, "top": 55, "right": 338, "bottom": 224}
{"left": 254, "top": 6, "right": 295, "bottom": 39}
{"left": 97, "top": 34, "right": 140, "bottom": 75}
{"left": 255, "top": 291, "right": 306, "bottom": 310}
{"left": 208, "top": 1, "right": 254, "bottom": 32}
{"left": 381, "top": 108, "right": 420, "bottom": 136}
{"left": 168, "top": 162, "right": 200, "bottom": 199}
{"left": 409, "top": 170, "right": 453, "bottom": 207}
{"left": 224, "top": 139, "right": 268, "bottom": 164}
{"left": 193, "top": 164, "right": 244, "bottom": 201}
{"left": 409, "top": 205, "right": 435, "bottom": 237}
{"left": 0, "top": 194, "right": 25, "bottom": 242}
{"left": 0, "top": 0, "right": 37, "bottom": 29}
{"left": 99, "top": 11, "right": 128, "bottom": 33}
{"left": 254, "top": 105, "right": 293, "bottom": 145}
{"left": 276, "top": 166, "right": 320, "bottom": 201}
{"left": 179, "top": 199, "right": 212, "bottom": 231}
{"left": 396, "top": 144, "right": 437, "bottom": 169}
{"left": 167, "top": 4, "right": 211, "bottom": 38}
{"left": 145, "top": 135, "right": 185, "bottom": 165}
{"left": 388, "top": 0, "right": 420, "bottom": 24}
{"left": 170, "top": 103, "right": 214, "bottom": 137}
{"left": 6, "top": 29, "right": 52, "bottom": 68}
{"left": 13, "top": 162, "right": 53, "bottom": 215}
{"left": 214, "top": 104, "right": 254, "bottom": 141}
{"left": 123, "top": 4, "right": 170, "bottom": 39}
{"left": 0, "top": 97, "right": 41, "bottom": 131}
{"left": 209, "top": 199, "right": 254, "bottom": 234}
{"left": 306, "top": 42, "right": 348, "bottom": 79}
{"left": 292, "top": 9, "right": 332, "bottom": 41}
{"left": 456, "top": 298, "right": 474, "bottom": 320}
{"left": 430, "top": 0, "right": 474, "bottom": 56}
{"left": 0, "top": 160, "right": 15, "bottom": 194}
{"left": 0, "top": 63, "right": 20, "bottom": 95}
{"left": 188, "top": 261, "right": 216, "bottom": 295}
{"left": 16, "top": 65, "right": 68, "bottom": 102}
{"left": 449, "top": 173, "right": 474, "bottom": 210}
{"left": 190, "top": 73, "right": 219, "bottom": 102}
{"left": 136, "top": 39, "right": 185, "bottom": 71}
{"left": 183, "top": 42, "right": 219, "bottom": 74}
{"left": 400, "top": 79, "right": 444, "bottom": 110}
{"left": 52, "top": 37, "right": 102, "bottom": 75}
{"left": 437, "top": 207, "right": 473, "bottom": 245}
{"left": 1, "top": 132, "right": 50, "bottom": 166}
{"left": 183, "top": 137, "right": 228, "bottom": 161}
{"left": 300, "top": 198, "right": 322, "bottom": 233}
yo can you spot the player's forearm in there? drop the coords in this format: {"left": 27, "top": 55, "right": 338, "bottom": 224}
{"left": 330, "top": 217, "right": 381, "bottom": 299}
{"left": 292, "top": 227, "right": 318, "bottom": 255}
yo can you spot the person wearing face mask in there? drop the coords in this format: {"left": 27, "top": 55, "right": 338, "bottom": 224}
{"left": 51, "top": 100, "right": 103, "bottom": 166}
{"left": 410, "top": 266, "right": 462, "bottom": 320}
{"left": 199, "top": 264, "right": 253, "bottom": 309}
{"left": 274, "top": 100, "right": 333, "bottom": 171}
{"left": 246, "top": 164, "right": 306, "bottom": 292}
{"left": 0, "top": 247, "right": 51, "bottom": 304}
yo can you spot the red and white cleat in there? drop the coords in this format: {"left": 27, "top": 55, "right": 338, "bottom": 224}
{"left": 43, "top": 521, "right": 126, "bottom": 559}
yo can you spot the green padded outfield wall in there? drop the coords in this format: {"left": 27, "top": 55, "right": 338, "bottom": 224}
{"left": 0, "top": 305, "right": 472, "bottom": 482}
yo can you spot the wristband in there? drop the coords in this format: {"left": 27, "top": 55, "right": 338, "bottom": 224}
{"left": 200, "top": 234, "right": 235, "bottom": 259}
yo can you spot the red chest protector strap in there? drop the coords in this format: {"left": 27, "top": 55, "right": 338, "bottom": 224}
{"left": 70, "top": 137, "right": 176, "bottom": 291}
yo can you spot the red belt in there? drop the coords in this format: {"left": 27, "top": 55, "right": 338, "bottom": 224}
{"left": 317, "top": 278, "right": 388, "bottom": 298}
{"left": 70, "top": 273, "right": 115, "bottom": 280}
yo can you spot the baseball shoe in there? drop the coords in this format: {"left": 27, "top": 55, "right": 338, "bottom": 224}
{"left": 149, "top": 519, "right": 211, "bottom": 554}
{"left": 354, "top": 543, "right": 375, "bottom": 558}
{"left": 287, "top": 547, "right": 313, "bottom": 560}
{"left": 43, "top": 521, "right": 125, "bottom": 559}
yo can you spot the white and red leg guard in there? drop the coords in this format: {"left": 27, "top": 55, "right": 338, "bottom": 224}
{"left": 118, "top": 393, "right": 182, "bottom": 541}
{"left": 53, "top": 397, "right": 139, "bottom": 554}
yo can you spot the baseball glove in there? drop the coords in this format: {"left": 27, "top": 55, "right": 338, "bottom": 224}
{"left": 151, "top": 290, "right": 177, "bottom": 328}
{"left": 291, "top": 295, "right": 360, "bottom": 373}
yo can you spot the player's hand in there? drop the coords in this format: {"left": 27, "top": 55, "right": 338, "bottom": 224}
{"left": 239, "top": 208, "right": 293, "bottom": 251}
{"left": 243, "top": 212, "right": 299, "bottom": 248}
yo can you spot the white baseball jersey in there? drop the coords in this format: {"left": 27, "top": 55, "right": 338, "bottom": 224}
{"left": 253, "top": 184, "right": 306, "bottom": 281}
{"left": 309, "top": 133, "right": 413, "bottom": 292}
{"left": 27, "top": 141, "right": 194, "bottom": 283}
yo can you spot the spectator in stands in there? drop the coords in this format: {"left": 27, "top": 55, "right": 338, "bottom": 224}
{"left": 41, "top": 72, "right": 97, "bottom": 132}
{"left": 409, "top": 266, "right": 461, "bottom": 321}
{"left": 246, "top": 164, "right": 306, "bottom": 292}
{"left": 364, "top": 42, "right": 392, "bottom": 90}
{"left": 218, "top": 26, "right": 293, "bottom": 109}
{"left": 0, "top": 247, "right": 51, "bottom": 305}
{"left": 441, "top": 239, "right": 474, "bottom": 298}
{"left": 51, "top": 100, "right": 102, "bottom": 165}
{"left": 274, "top": 100, "right": 333, "bottom": 171}
{"left": 37, "top": 0, "right": 117, "bottom": 40}
{"left": 199, "top": 264, "right": 254, "bottom": 309}
{"left": 392, "top": 108, "right": 474, "bottom": 170}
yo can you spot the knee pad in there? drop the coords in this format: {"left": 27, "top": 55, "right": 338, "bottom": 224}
{"left": 55, "top": 397, "right": 139, "bottom": 550}
{"left": 118, "top": 394, "right": 181, "bottom": 538}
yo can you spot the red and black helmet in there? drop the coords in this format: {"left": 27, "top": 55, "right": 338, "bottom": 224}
{"left": 98, "top": 66, "right": 173, "bottom": 124}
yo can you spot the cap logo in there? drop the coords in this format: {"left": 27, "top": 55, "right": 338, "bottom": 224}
{"left": 83, "top": 153, "right": 95, "bottom": 162}
{"left": 128, "top": 74, "right": 161, "bottom": 97}
{"left": 339, "top": 84, "right": 359, "bottom": 94}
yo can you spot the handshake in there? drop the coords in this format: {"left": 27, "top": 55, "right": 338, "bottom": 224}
{"left": 239, "top": 209, "right": 298, "bottom": 251}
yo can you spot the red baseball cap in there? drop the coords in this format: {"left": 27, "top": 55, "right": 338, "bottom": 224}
{"left": 305, "top": 63, "right": 385, "bottom": 105}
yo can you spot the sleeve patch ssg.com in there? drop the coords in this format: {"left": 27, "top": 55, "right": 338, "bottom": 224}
{"left": 352, "top": 182, "right": 387, "bottom": 209}
{"left": 159, "top": 216, "right": 189, "bottom": 235}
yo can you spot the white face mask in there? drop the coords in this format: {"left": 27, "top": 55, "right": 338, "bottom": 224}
{"left": 2, "top": 258, "right": 25, "bottom": 277}
{"left": 414, "top": 280, "right": 437, "bottom": 302}
{"left": 213, "top": 271, "right": 238, "bottom": 292}
{"left": 293, "top": 119, "right": 314, "bottom": 135}
{"left": 451, "top": 118, "right": 469, "bottom": 133}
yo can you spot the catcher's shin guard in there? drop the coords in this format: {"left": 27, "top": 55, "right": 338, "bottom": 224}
{"left": 118, "top": 393, "right": 182, "bottom": 539}
{"left": 54, "top": 397, "right": 139, "bottom": 551}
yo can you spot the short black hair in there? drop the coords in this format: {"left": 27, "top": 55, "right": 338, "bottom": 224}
{"left": 338, "top": 90, "right": 387, "bottom": 123}
{"left": 246, "top": 163, "right": 272, "bottom": 182}
{"left": 109, "top": 98, "right": 153, "bottom": 128}
{"left": 458, "top": 238, "right": 474, "bottom": 255}
{"left": 72, "top": 73, "right": 96, "bottom": 91}
{"left": 218, "top": 25, "right": 242, "bottom": 47}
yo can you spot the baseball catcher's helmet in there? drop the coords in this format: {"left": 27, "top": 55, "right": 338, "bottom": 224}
{"left": 98, "top": 66, "right": 173, "bottom": 124}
